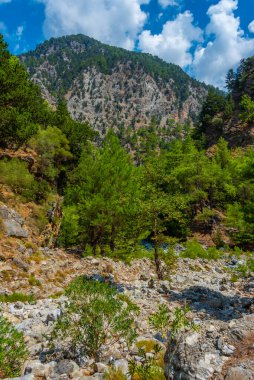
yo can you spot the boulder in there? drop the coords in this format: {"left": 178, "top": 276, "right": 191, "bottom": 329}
{"left": 56, "top": 360, "right": 79, "bottom": 375}
{"left": 0, "top": 205, "right": 28, "bottom": 238}
{"left": 164, "top": 315, "right": 254, "bottom": 380}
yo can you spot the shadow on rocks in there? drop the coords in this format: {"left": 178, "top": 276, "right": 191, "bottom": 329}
{"left": 168, "top": 286, "right": 253, "bottom": 321}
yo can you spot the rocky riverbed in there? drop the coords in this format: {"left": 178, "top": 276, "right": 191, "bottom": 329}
{"left": 1, "top": 252, "right": 254, "bottom": 380}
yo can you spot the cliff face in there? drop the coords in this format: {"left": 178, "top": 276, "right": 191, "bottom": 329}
{"left": 20, "top": 34, "right": 210, "bottom": 135}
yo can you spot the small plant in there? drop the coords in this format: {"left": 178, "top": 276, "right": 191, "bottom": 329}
{"left": 50, "top": 277, "right": 138, "bottom": 362}
{"left": 105, "top": 367, "right": 127, "bottom": 380}
{"left": 149, "top": 303, "right": 197, "bottom": 340}
{"left": 26, "top": 251, "right": 44, "bottom": 263}
{"left": 170, "top": 304, "right": 196, "bottom": 338}
{"left": 0, "top": 292, "right": 35, "bottom": 303}
{"left": 0, "top": 312, "right": 28, "bottom": 378}
{"left": 136, "top": 339, "right": 159, "bottom": 353}
{"left": 128, "top": 344, "right": 166, "bottom": 380}
{"left": 229, "top": 258, "right": 254, "bottom": 282}
{"left": 149, "top": 304, "right": 170, "bottom": 339}
{"left": 28, "top": 275, "right": 42, "bottom": 287}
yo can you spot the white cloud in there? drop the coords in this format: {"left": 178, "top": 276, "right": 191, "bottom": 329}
{"left": 249, "top": 20, "right": 254, "bottom": 33}
{"left": 158, "top": 0, "right": 179, "bottom": 7}
{"left": 139, "top": 0, "right": 254, "bottom": 88}
{"left": 193, "top": 0, "right": 254, "bottom": 88}
{"left": 16, "top": 25, "right": 24, "bottom": 38}
{"left": 39, "top": 0, "right": 150, "bottom": 50}
{"left": 0, "top": 0, "right": 11, "bottom": 3}
{"left": 139, "top": 11, "right": 203, "bottom": 67}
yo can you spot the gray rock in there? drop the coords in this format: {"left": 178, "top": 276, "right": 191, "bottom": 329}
{"left": 25, "top": 360, "right": 56, "bottom": 377}
{"left": 0, "top": 205, "right": 28, "bottom": 238}
{"left": 165, "top": 315, "right": 254, "bottom": 380}
{"left": 56, "top": 360, "right": 79, "bottom": 375}
{"left": 3, "top": 219, "right": 28, "bottom": 238}
{"left": 114, "top": 359, "right": 129, "bottom": 375}
{"left": 95, "top": 362, "right": 108, "bottom": 373}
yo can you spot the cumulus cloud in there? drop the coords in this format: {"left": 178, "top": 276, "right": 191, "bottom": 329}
{"left": 139, "top": 0, "right": 254, "bottom": 88}
{"left": 139, "top": 11, "right": 203, "bottom": 67}
{"left": 39, "top": 0, "right": 150, "bottom": 50}
{"left": 158, "top": 0, "right": 180, "bottom": 7}
{"left": 193, "top": 0, "right": 254, "bottom": 88}
{"left": 249, "top": 20, "right": 254, "bottom": 33}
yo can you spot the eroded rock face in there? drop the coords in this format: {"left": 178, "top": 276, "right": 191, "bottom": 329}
{"left": 0, "top": 205, "right": 28, "bottom": 238}
{"left": 165, "top": 315, "right": 254, "bottom": 380}
{"left": 65, "top": 64, "right": 206, "bottom": 135}
{"left": 20, "top": 35, "right": 209, "bottom": 136}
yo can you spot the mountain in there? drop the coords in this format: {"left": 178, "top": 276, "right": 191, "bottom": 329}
{"left": 20, "top": 34, "right": 213, "bottom": 135}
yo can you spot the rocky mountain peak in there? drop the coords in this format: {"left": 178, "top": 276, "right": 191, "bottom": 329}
{"left": 20, "top": 34, "right": 213, "bottom": 135}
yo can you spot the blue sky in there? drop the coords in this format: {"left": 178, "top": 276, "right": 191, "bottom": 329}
{"left": 0, "top": 0, "right": 254, "bottom": 88}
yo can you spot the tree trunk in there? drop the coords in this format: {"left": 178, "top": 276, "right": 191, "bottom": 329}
{"left": 110, "top": 224, "right": 116, "bottom": 252}
{"left": 154, "top": 243, "right": 163, "bottom": 280}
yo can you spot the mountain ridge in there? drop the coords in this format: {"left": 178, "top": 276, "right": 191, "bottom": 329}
{"left": 20, "top": 34, "right": 218, "bottom": 135}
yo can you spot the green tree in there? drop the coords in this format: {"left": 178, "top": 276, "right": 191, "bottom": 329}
{"left": 53, "top": 101, "right": 95, "bottom": 159}
{"left": 0, "top": 35, "right": 51, "bottom": 148}
{"left": 240, "top": 94, "right": 254, "bottom": 123}
{"left": 29, "top": 126, "right": 72, "bottom": 184}
{"left": 61, "top": 132, "right": 142, "bottom": 254}
{"left": 140, "top": 151, "right": 186, "bottom": 278}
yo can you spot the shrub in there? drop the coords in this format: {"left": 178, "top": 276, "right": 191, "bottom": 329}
{"left": 0, "top": 312, "right": 28, "bottom": 378}
{"left": 180, "top": 240, "right": 222, "bottom": 261}
{"left": 149, "top": 304, "right": 170, "bottom": 339}
{"left": 180, "top": 240, "right": 207, "bottom": 259}
{"left": 50, "top": 277, "right": 138, "bottom": 362}
{"left": 0, "top": 158, "right": 37, "bottom": 200}
{"left": 149, "top": 303, "right": 197, "bottom": 340}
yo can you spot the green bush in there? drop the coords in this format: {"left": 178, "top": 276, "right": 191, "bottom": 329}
{"left": 180, "top": 240, "right": 222, "bottom": 260}
{"left": 0, "top": 312, "right": 28, "bottom": 378}
{"left": 0, "top": 158, "right": 37, "bottom": 200}
{"left": 50, "top": 277, "right": 138, "bottom": 362}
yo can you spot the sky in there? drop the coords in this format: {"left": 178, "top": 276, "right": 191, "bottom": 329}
{"left": 0, "top": 0, "right": 254, "bottom": 88}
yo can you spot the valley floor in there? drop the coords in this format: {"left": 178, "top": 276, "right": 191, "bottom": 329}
{"left": 1, "top": 249, "right": 254, "bottom": 380}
